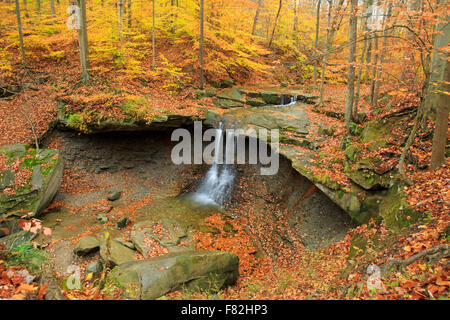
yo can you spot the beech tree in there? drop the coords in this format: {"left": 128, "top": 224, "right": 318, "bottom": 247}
{"left": 76, "top": 0, "right": 90, "bottom": 82}
{"left": 312, "top": 0, "right": 321, "bottom": 89}
{"left": 268, "top": 0, "right": 282, "bottom": 48}
{"left": 199, "top": 0, "right": 204, "bottom": 88}
{"left": 344, "top": 0, "right": 358, "bottom": 130}
{"left": 252, "top": 0, "right": 263, "bottom": 36}
{"left": 14, "top": 0, "right": 26, "bottom": 64}
{"left": 429, "top": 8, "right": 450, "bottom": 170}
{"left": 319, "top": 0, "right": 345, "bottom": 105}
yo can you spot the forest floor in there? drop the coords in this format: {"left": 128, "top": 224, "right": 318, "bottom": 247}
{"left": 0, "top": 38, "right": 449, "bottom": 300}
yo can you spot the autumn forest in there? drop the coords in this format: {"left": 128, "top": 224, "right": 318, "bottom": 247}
{"left": 0, "top": 0, "right": 448, "bottom": 302}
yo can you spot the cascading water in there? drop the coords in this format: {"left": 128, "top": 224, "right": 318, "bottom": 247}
{"left": 279, "top": 94, "right": 298, "bottom": 106}
{"left": 191, "top": 122, "right": 235, "bottom": 207}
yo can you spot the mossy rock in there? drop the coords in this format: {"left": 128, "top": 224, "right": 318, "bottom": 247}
{"left": 345, "top": 144, "right": 362, "bottom": 163}
{"left": 195, "top": 88, "right": 217, "bottom": 99}
{"left": 107, "top": 250, "right": 239, "bottom": 299}
{"left": 348, "top": 234, "right": 369, "bottom": 259}
{"left": 245, "top": 98, "right": 266, "bottom": 107}
{"left": 0, "top": 145, "right": 63, "bottom": 219}
{"left": 260, "top": 92, "right": 281, "bottom": 105}
{"left": 216, "top": 88, "right": 244, "bottom": 103}
{"left": 379, "top": 181, "right": 424, "bottom": 232}
{"left": 210, "top": 79, "right": 234, "bottom": 88}
{"left": 100, "top": 232, "right": 135, "bottom": 267}
{"left": 345, "top": 167, "right": 391, "bottom": 190}
{"left": 246, "top": 92, "right": 261, "bottom": 98}
{"left": 213, "top": 98, "right": 244, "bottom": 109}
{"left": 198, "top": 224, "right": 220, "bottom": 234}
{"left": 219, "top": 79, "right": 234, "bottom": 88}
{"left": 360, "top": 117, "right": 406, "bottom": 151}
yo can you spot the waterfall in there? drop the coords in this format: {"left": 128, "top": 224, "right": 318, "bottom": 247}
{"left": 277, "top": 94, "right": 297, "bottom": 106}
{"left": 191, "top": 122, "right": 235, "bottom": 206}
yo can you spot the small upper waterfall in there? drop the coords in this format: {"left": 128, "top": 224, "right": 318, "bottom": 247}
{"left": 191, "top": 122, "right": 235, "bottom": 207}
{"left": 279, "top": 94, "right": 297, "bottom": 106}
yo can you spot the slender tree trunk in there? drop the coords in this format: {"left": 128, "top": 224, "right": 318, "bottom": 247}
{"left": 370, "top": 34, "right": 379, "bottom": 105}
{"left": 345, "top": 0, "right": 358, "bottom": 130}
{"left": 35, "top": 0, "right": 40, "bottom": 13}
{"left": 268, "top": 0, "right": 282, "bottom": 48}
{"left": 399, "top": 50, "right": 431, "bottom": 184}
{"left": 364, "top": 37, "right": 372, "bottom": 82}
{"left": 76, "top": 0, "right": 89, "bottom": 82}
{"left": 252, "top": 0, "right": 263, "bottom": 36}
{"left": 293, "top": 0, "right": 298, "bottom": 36}
{"left": 199, "top": 0, "right": 204, "bottom": 88}
{"left": 118, "top": 0, "right": 123, "bottom": 39}
{"left": 312, "top": 0, "right": 321, "bottom": 90}
{"left": 319, "top": 0, "right": 332, "bottom": 105}
{"left": 373, "top": 2, "right": 392, "bottom": 109}
{"left": 152, "top": 0, "right": 155, "bottom": 69}
{"left": 15, "top": 0, "right": 26, "bottom": 65}
{"left": 354, "top": 0, "right": 370, "bottom": 118}
{"left": 429, "top": 8, "right": 450, "bottom": 169}
{"left": 127, "top": 0, "right": 131, "bottom": 28}
{"left": 50, "top": 0, "right": 55, "bottom": 16}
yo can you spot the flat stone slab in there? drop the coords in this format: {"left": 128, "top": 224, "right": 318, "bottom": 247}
{"left": 108, "top": 250, "right": 239, "bottom": 299}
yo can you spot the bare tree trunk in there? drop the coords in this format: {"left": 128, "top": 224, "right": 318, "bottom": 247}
{"left": 35, "top": 0, "right": 40, "bottom": 13}
{"left": 370, "top": 34, "right": 379, "bottom": 105}
{"left": 372, "top": 1, "right": 392, "bottom": 109}
{"left": 50, "top": 0, "right": 55, "bottom": 16}
{"left": 199, "top": 0, "right": 204, "bottom": 88}
{"left": 268, "top": 0, "right": 282, "bottom": 48}
{"left": 429, "top": 8, "right": 450, "bottom": 169}
{"left": 152, "top": 0, "right": 155, "bottom": 69}
{"left": 345, "top": 0, "right": 358, "bottom": 130}
{"left": 354, "top": 0, "right": 371, "bottom": 117}
{"left": 364, "top": 36, "right": 372, "bottom": 82}
{"left": 127, "top": 0, "right": 131, "bottom": 28}
{"left": 312, "top": 0, "right": 321, "bottom": 90}
{"left": 15, "top": 0, "right": 26, "bottom": 65}
{"left": 252, "top": 0, "right": 263, "bottom": 36}
{"left": 118, "top": 0, "right": 123, "bottom": 39}
{"left": 319, "top": 0, "right": 332, "bottom": 105}
{"left": 76, "top": 0, "right": 90, "bottom": 82}
{"left": 399, "top": 51, "right": 431, "bottom": 184}
{"left": 319, "top": 0, "right": 344, "bottom": 105}
{"left": 293, "top": 0, "right": 298, "bottom": 36}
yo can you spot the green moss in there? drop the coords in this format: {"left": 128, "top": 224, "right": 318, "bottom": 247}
{"left": 345, "top": 144, "right": 361, "bottom": 162}
{"left": 313, "top": 174, "right": 341, "bottom": 190}
{"left": 66, "top": 113, "right": 85, "bottom": 130}
{"left": 379, "top": 181, "right": 424, "bottom": 232}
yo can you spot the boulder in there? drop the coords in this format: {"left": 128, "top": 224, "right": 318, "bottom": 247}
{"left": 0, "top": 145, "right": 63, "bottom": 219}
{"left": 100, "top": 232, "right": 135, "bottom": 266}
{"left": 107, "top": 250, "right": 239, "bottom": 299}
{"left": 130, "top": 218, "right": 188, "bottom": 257}
{"left": 73, "top": 236, "right": 99, "bottom": 256}
{"left": 116, "top": 217, "right": 130, "bottom": 229}
{"left": 260, "top": 92, "right": 281, "bottom": 105}
{"left": 216, "top": 88, "right": 244, "bottom": 103}
{"left": 0, "top": 230, "right": 36, "bottom": 250}
{"left": 107, "top": 191, "right": 121, "bottom": 201}
{"left": 196, "top": 88, "right": 217, "bottom": 99}
{"left": 213, "top": 98, "right": 244, "bottom": 109}
{"left": 86, "top": 261, "right": 103, "bottom": 273}
{"left": 245, "top": 98, "right": 266, "bottom": 107}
